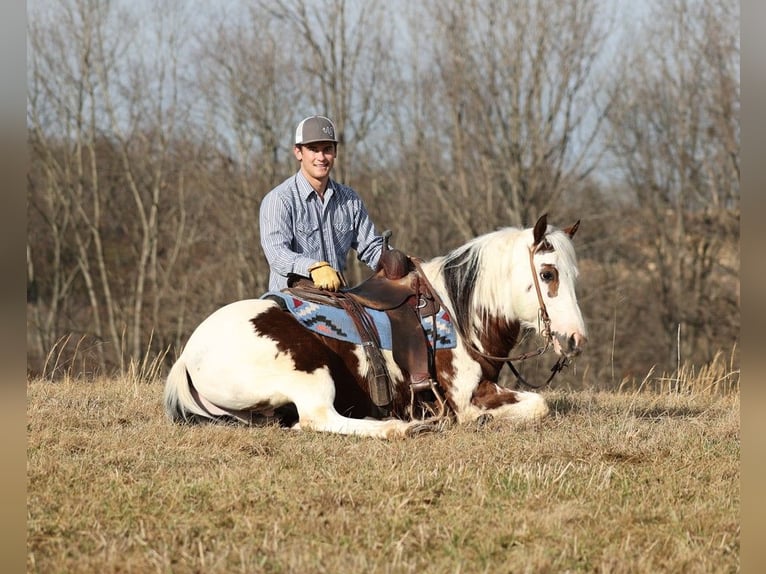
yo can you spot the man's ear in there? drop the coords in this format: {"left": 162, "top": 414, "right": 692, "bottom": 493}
{"left": 293, "top": 145, "right": 303, "bottom": 160}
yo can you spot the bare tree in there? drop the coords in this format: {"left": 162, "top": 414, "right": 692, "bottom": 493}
{"left": 28, "top": 0, "right": 132, "bottom": 371}
{"left": 258, "top": 0, "right": 395, "bottom": 183}
{"left": 190, "top": 6, "right": 303, "bottom": 297}
{"left": 605, "top": 0, "right": 739, "bottom": 368}
{"left": 393, "top": 0, "right": 612, "bottom": 241}
{"left": 27, "top": 0, "right": 195, "bottom": 373}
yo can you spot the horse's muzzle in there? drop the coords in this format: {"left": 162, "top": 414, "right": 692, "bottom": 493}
{"left": 554, "top": 332, "right": 587, "bottom": 358}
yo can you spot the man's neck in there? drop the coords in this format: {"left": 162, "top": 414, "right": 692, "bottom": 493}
{"left": 300, "top": 169, "right": 330, "bottom": 198}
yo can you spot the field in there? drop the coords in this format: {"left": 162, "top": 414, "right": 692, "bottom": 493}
{"left": 27, "top": 373, "right": 739, "bottom": 573}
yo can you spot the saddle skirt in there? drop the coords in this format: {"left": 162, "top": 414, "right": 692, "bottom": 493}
{"left": 261, "top": 291, "right": 457, "bottom": 350}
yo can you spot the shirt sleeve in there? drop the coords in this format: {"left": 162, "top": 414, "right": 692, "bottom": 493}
{"left": 259, "top": 188, "right": 316, "bottom": 280}
{"left": 351, "top": 195, "right": 385, "bottom": 270}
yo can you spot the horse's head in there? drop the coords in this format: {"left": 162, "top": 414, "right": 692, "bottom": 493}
{"left": 513, "top": 214, "right": 588, "bottom": 358}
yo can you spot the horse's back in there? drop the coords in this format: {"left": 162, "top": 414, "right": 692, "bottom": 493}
{"left": 182, "top": 298, "right": 273, "bottom": 351}
{"left": 192, "top": 298, "right": 274, "bottom": 331}
{"left": 176, "top": 298, "right": 292, "bottom": 405}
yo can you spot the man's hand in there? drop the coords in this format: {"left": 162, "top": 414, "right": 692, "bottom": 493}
{"left": 308, "top": 261, "right": 342, "bottom": 291}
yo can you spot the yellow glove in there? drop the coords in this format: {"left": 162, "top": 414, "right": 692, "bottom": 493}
{"left": 308, "top": 261, "right": 342, "bottom": 291}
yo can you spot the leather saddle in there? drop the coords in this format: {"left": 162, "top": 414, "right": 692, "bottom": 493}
{"left": 346, "top": 231, "right": 438, "bottom": 316}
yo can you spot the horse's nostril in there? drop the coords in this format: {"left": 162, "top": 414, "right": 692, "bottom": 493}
{"left": 570, "top": 333, "right": 587, "bottom": 350}
{"left": 565, "top": 333, "right": 586, "bottom": 357}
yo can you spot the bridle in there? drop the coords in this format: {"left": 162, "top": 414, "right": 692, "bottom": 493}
{"left": 464, "top": 239, "right": 571, "bottom": 389}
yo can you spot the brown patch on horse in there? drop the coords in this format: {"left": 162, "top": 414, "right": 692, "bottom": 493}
{"left": 251, "top": 307, "right": 332, "bottom": 373}
{"left": 432, "top": 350, "right": 458, "bottom": 413}
{"left": 471, "top": 313, "right": 522, "bottom": 379}
{"left": 471, "top": 380, "right": 521, "bottom": 410}
{"left": 252, "top": 307, "right": 383, "bottom": 419}
{"left": 315, "top": 336, "right": 386, "bottom": 419}
{"left": 535, "top": 239, "right": 555, "bottom": 254}
{"left": 540, "top": 263, "right": 560, "bottom": 297}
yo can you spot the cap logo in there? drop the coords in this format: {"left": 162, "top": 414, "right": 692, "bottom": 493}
{"left": 322, "top": 125, "right": 334, "bottom": 138}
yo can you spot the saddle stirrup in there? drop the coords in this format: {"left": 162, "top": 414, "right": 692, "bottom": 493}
{"left": 408, "top": 378, "right": 447, "bottom": 420}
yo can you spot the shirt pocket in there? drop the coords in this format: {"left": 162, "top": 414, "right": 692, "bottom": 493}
{"left": 295, "top": 222, "right": 321, "bottom": 253}
{"left": 332, "top": 219, "right": 356, "bottom": 251}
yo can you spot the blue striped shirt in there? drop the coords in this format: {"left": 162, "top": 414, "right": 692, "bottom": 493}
{"left": 259, "top": 171, "right": 384, "bottom": 291}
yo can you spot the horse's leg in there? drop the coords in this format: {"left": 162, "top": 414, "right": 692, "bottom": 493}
{"left": 186, "top": 356, "right": 430, "bottom": 438}
{"left": 462, "top": 380, "right": 549, "bottom": 423}
{"left": 286, "top": 367, "right": 432, "bottom": 439}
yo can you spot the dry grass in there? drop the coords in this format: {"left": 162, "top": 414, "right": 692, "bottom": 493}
{"left": 27, "top": 374, "right": 739, "bottom": 573}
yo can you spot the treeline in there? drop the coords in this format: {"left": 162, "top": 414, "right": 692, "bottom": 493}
{"left": 26, "top": 0, "right": 739, "bottom": 386}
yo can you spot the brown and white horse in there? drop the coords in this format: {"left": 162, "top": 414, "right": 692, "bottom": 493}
{"left": 164, "top": 215, "right": 587, "bottom": 439}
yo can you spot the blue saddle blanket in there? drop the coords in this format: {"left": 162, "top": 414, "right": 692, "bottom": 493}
{"left": 262, "top": 291, "right": 457, "bottom": 350}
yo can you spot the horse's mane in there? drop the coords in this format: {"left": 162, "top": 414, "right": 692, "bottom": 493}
{"left": 437, "top": 225, "right": 579, "bottom": 342}
{"left": 440, "top": 238, "right": 482, "bottom": 342}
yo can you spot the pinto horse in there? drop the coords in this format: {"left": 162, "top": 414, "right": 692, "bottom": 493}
{"left": 164, "top": 214, "right": 587, "bottom": 438}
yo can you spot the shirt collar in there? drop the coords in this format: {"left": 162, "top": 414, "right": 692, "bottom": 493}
{"left": 296, "top": 171, "right": 334, "bottom": 201}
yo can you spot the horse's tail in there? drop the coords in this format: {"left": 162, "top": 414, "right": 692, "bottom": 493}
{"left": 163, "top": 357, "right": 210, "bottom": 423}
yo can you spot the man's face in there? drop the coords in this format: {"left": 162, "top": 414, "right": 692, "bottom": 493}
{"left": 295, "top": 142, "right": 336, "bottom": 181}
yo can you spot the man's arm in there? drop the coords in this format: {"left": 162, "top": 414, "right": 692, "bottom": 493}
{"left": 259, "top": 191, "right": 315, "bottom": 279}
{"left": 351, "top": 196, "right": 385, "bottom": 270}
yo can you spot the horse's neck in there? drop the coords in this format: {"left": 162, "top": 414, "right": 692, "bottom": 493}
{"left": 423, "top": 255, "right": 522, "bottom": 355}
{"left": 475, "top": 313, "right": 523, "bottom": 358}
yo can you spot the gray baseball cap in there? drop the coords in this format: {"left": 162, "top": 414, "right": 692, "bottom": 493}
{"left": 295, "top": 115, "right": 338, "bottom": 145}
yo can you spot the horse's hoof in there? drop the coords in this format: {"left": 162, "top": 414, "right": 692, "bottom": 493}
{"left": 475, "top": 413, "right": 494, "bottom": 428}
{"left": 405, "top": 420, "right": 442, "bottom": 437}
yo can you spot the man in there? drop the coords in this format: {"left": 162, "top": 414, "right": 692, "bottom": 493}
{"left": 259, "top": 115, "right": 435, "bottom": 400}
{"left": 259, "top": 115, "right": 384, "bottom": 291}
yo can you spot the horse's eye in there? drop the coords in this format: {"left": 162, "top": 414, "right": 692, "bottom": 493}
{"left": 540, "top": 270, "right": 555, "bottom": 282}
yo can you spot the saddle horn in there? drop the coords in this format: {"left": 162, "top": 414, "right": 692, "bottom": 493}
{"left": 378, "top": 230, "right": 411, "bottom": 280}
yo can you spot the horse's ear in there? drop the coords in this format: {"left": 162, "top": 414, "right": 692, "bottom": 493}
{"left": 563, "top": 220, "right": 580, "bottom": 239}
{"left": 533, "top": 213, "right": 548, "bottom": 245}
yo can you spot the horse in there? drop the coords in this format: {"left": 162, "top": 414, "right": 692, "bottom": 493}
{"left": 163, "top": 214, "right": 587, "bottom": 439}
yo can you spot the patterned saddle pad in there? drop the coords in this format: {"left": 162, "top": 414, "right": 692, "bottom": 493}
{"left": 262, "top": 291, "right": 457, "bottom": 350}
